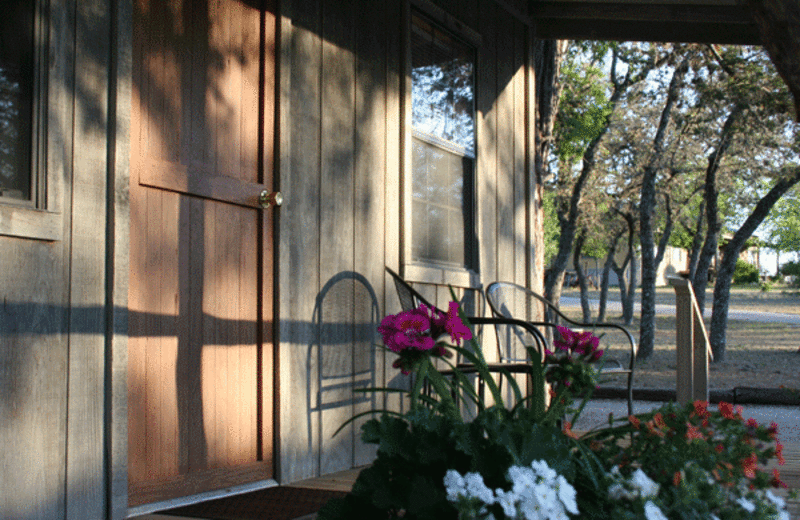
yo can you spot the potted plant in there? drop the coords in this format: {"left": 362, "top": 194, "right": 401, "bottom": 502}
{"left": 317, "top": 300, "right": 792, "bottom": 520}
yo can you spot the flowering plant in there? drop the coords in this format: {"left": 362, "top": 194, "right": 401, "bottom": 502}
{"left": 538, "top": 325, "right": 607, "bottom": 425}
{"left": 445, "top": 460, "right": 579, "bottom": 520}
{"left": 582, "top": 399, "right": 792, "bottom": 519}
{"left": 378, "top": 301, "right": 472, "bottom": 375}
{"left": 318, "top": 300, "right": 793, "bottom": 520}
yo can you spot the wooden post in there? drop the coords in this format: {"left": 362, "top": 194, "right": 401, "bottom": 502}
{"left": 668, "top": 278, "right": 713, "bottom": 404}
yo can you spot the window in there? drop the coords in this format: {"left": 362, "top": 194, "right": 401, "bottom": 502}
{"left": 409, "top": 12, "right": 476, "bottom": 272}
{"left": 0, "top": 1, "right": 35, "bottom": 205}
{"left": 0, "top": 0, "right": 60, "bottom": 241}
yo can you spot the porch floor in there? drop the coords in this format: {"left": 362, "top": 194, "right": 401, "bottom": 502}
{"left": 132, "top": 468, "right": 361, "bottom": 520}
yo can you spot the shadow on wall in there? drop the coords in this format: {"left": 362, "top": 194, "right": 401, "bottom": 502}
{"left": 308, "top": 271, "right": 382, "bottom": 475}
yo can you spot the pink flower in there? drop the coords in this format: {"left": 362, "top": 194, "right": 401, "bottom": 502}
{"left": 444, "top": 302, "right": 472, "bottom": 346}
{"left": 379, "top": 302, "right": 471, "bottom": 375}
{"left": 378, "top": 308, "right": 435, "bottom": 353}
{"left": 553, "top": 326, "right": 602, "bottom": 361}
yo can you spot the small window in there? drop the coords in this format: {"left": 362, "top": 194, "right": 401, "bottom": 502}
{"left": 409, "top": 12, "right": 476, "bottom": 270}
{"left": 0, "top": 0, "right": 36, "bottom": 205}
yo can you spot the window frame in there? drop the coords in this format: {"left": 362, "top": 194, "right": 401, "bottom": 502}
{"left": 401, "top": 1, "right": 482, "bottom": 288}
{"left": 0, "top": 0, "right": 63, "bottom": 241}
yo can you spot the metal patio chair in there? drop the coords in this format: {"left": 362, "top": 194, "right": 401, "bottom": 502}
{"left": 384, "top": 267, "right": 549, "bottom": 407}
{"left": 485, "top": 281, "right": 637, "bottom": 415}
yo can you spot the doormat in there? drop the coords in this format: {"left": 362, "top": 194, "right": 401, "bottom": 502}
{"left": 160, "top": 486, "right": 348, "bottom": 520}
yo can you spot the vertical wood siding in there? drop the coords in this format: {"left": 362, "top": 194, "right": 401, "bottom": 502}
{"left": 0, "top": 0, "right": 117, "bottom": 518}
{"left": 279, "top": 0, "right": 537, "bottom": 483}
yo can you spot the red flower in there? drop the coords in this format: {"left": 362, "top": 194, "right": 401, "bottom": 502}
{"left": 692, "top": 400, "right": 710, "bottom": 418}
{"left": 645, "top": 420, "right": 666, "bottom": 438}
{"left": 673, "top": 471, "right": 682, "bottom": 486}
{"left": 685, "top": 422, "right": 705, "bottom": 441}
{"left": 776, "top": 441, "right": 785, "bottom": 465}
{"left": 742, "top": 453, "right": 758, "bottom": 479}
{"left": 767, "top": 421, "right": 779, "bottom": 440}
{"left": 629, "top": 415, "right": 640, "bottom": 429}
{"left": 718, "top": 402, "right": 736, "bottom": 420}
{"left": 562, "top": 421, "right": 580, "bottom": 439}
{"left": 715, "top": 443, "right": 725, "bottom": 453}
{"left": 746, "top": 418, "right": 759, "bottom": 428}
{"left": 771, "top": 469, "right": 788, "bottom": 488}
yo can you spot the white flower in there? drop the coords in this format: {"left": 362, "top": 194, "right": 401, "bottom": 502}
{"left": 504, "top": 463, "right": 578, "bottom": 520}
{"left": 608, "top": 482, "right": 629, "bottom": 501}
{"left": 555, "top": 475, "right": 578, "bottom": 514}
{"left": 464, "top": 472, "right": 495, "bottom": 504}
{"left": 643, "top": 500, "right": 668, "bottom": 520}
{"left": 443, "top": 469, "right": 465, "bottom": 502}
{"left": 765, "top": 489, "right": 786, "bottom": 509}
{"left": 631, "top": 469, "right": 660, "bottom": 498}
{"left": 710, "top": 515, "right": 721, "bottom": 520}
{"left": 737, "top": 496, "right": 756, "bottom": 512}
{"left": 495, "top": 488, "right": 519, "bottom": 518}
{"left": 531, "top": 459, "right": 558, "bottom": 482}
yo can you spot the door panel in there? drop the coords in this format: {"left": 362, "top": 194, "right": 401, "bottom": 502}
{"left": 129, "top": 0, "right": 275, "bottom": 506}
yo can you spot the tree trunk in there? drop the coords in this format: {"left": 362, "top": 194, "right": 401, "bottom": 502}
{"left": 611, "top": 212, "right": 637, "bottom": 325}
{"left": 687, "top": 200, "right": 706, "bottom": 281}
{"left": 611, "top": 231, "right": 636, "bottom": 325}
{"left": 535, "top": 39, "right": 568, "bottom": 312}
{"left": 709, "top": 167, "right": 800, "bottom": 361}
{"left": 574, "top": 230, "right": 592, "bottom": 322}
{"left": 692, "top": 106, "right": 742, "bottom": 315}
{"left": 598, "top": 232, "right": 621, "bottom": 322}
{"left": 534, "top": 39, "right": 568, "bottom": 185}
{"left": 638, "top": 60, "right": 688, "bottom": 359}
{"left": 544, "top": 49, "right": 634, "bottom": 307}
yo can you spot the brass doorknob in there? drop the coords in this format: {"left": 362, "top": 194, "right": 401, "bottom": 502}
{"left": 259, "top": 190, "right": 283, "bottom": 208}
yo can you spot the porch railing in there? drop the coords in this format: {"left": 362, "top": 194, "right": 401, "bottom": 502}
{"left": 668, "top": 277, "right": 713, "bottom": 404}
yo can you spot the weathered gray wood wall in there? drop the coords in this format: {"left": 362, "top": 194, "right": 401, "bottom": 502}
{"left": 278, "top": 0, "right": 539, "bottom": 484}
{"left": 0, "top": 0, "right": 129, "bottom": 518}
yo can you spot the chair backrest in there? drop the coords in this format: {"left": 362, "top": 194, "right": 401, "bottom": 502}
{"left": 486, "top": 281, "right": 638, "bottom": 416}
{"left": 385, "top": 267, "right": 436, "bottom": 312}
{"left": 484, "top": 282, "right": 548, "bottom": 363}
{"left": 486, "top": 281, "right": 587, "bottom": 328}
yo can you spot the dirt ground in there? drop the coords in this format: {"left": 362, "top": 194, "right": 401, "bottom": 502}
{"left": 560, "top": 286, "right": 800, "bottom": 392}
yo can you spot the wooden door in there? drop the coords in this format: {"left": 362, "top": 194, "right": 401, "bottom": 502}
{"left": 128, "top": 0, "right": 276, "bottom": 506}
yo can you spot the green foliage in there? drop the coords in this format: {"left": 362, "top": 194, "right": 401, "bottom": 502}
{"left": 587, "top": 401, "right": 787, "bottom": 520}
{"left": 555, "top": 44, "right": 614, "bottom": 164}
{"left": 780, "top": 260, "right": 800, "bottom": 277}
{"left": 543, "top": 191, "right": 561, "bottom": 265}
{"left": 321, "top": 302, "right": 790, "bottom": 520}
{"left": 733, "top": 258, "right": 759, "bottom": 284}
{"left": 765, "top": 189, "right": 800, "bottom": 257}
{"left": 317, "top": 406, "right": 581, "bottom": 520}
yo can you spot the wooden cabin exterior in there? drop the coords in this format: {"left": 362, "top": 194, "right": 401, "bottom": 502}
{"left": 0, "top": 0, "right": 762, "bottom": 518}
